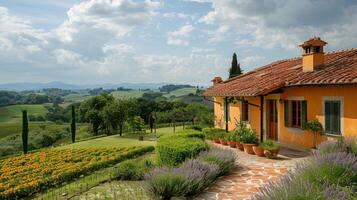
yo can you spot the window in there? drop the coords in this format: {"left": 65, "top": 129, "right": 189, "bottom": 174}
{"left": 325, "top": 100, "right": 341, "bottom": 135}
{"left": 223, "top": 99, "right": 230, "bottom": 122}
{"left": 284, "top": 100, "right": 307, "bottom": 129}
{"left": 305, "top": 47, "right": 311, "bottom": 54}
{"left": 241, "top": 100, "right": 249, "bottom": 121}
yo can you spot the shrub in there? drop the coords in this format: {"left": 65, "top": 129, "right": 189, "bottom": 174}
{"left": 186, "top": 125, "right": 202, "bottom": 131}
{"left": 113, "top": 158, "right": 154, "bottom": 181}
{"left": 260, "top": 140, "right": 280, "bottom": 151}
{"left": 199, "top": 148, "right": 236, "bottom": 176}
{"left": 317, "top": 137, "right": 357, "bottom": 156}
{"left": 145, "top": 167, "right": 187, "bottom": 200}
{"left": 202, "top": 128, "right": 223, "bottom": 139}
{"left": 302, "top": 152, "right": 357, "bottom": 187}
{"left": 146, "top": 148, "right": 236, "bottom": 199}
{"left": 173, "top": 159, "right": 219, "bottom": 196}
{"left": 255, "top": 147, "right": 357, "bottom": 200}
{"left": 157, "top": 135, "right": 208, "bottom": 166}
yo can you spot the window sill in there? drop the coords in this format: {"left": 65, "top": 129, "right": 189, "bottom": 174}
{"left": 323, "top": 133, "right": 342, "bottom": 138}
{"left": 286, "top": 127, "right": 304, "bottom": 134}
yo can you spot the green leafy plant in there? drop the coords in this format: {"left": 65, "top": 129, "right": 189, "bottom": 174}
{"left": 260, "top": 140, "right": 280, "bottom": 151}
{"left": 156, "top": 134, "right": 208, "bottom": 166}
{"left": 239, "top": 130, "right": 258, "bottom": 144}
{"left": 306, "top": 119, "right": 323, "bottom": 148}
{"left": 113, "top": 158, "right": 154, "bottom": 181}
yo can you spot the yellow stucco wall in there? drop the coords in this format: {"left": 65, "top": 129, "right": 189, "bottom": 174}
{"left": 212, "top": 85, "right": 357, "bottom": 149}
{"left": 213, "top": 96, "right": 261, "bottom": 139}
{"left": 280, "top": 85, "right": 357, "bottom": 148}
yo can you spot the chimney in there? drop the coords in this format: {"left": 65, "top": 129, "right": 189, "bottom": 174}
{"left": 211, "top": 77, "right": 223, "bottom": 85}
{"left": 300, "top": 37, "right": 327, "bottom": 72}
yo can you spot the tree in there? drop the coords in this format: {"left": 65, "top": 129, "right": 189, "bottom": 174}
{"left": 229, "top": 53, "right": 242, "bottom": 78}
{"left": 71, "top": 105, "right": 76, "bottom": 143}
{"left": 305, "top": 119, "right": 323, "bottom": 148}
{"left": 22, "top": 110, "right": 29, "bottom": 154}
{"left": 79, "top": 94, "right": 114, "bottom": 135}
{"left": 106, "top": 100, "right": 129, "bottom": 136}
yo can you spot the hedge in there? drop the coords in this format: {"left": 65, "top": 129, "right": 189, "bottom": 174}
{"left": 157, "top": 134, "right": 208, "bottom": 167}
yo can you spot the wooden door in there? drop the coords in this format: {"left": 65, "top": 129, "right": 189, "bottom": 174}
{"left": 268, "top": 100, "right": 278, "bottom": 141}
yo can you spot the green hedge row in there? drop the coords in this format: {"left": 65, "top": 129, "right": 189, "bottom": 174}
{"left": 156, "top": 133, "right": 208, "bottom": 167}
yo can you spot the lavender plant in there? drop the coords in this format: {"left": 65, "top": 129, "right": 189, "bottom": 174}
{"left": 199, "top": 148, "right": 236, "bottom": 176}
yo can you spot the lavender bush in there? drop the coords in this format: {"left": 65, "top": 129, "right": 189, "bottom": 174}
{"left": 255, "top": 140, "right": 357, "bottom": 200}
{"left": 198, "top": 148, "right": 236, "bottom": 176}
{"left": 317, "top": 137, "right": 357, "bottom": 155}
{"left": 145, "top": 148, "right": 236, "bottom": 199}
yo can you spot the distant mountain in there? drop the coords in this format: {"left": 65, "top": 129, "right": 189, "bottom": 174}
{"left": 0, "top": 81, "right": 170, "bottom": 91}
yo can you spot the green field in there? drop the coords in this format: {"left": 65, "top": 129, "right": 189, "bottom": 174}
{"left": 111, "top": 90, "right": 145, "bottom": 99}
{"left": 0, "top": 104, "right": 48, "bottom": 123}
{"left": 60, "top": 126, "right": 179, "bottom": 149}
{"left": 164, "top": 87, "right": 197, "bottom": 98}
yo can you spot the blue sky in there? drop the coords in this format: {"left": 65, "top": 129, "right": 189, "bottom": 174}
{"left": 0, "top": 0, "right": 356, "bottom": 86}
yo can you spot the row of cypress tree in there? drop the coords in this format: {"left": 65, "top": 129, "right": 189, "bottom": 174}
{"left": 21, "top": 105, "right": 76, "bottom": 154}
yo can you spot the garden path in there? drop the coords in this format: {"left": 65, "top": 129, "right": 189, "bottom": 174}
{"left": 195, "top": 142, "right": 311, "bottom": 200}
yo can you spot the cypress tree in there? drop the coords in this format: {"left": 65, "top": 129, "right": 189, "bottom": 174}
{"left": 229, "top": 53, "right": 242, "bottom": 78}
{"left": 22, "top": 110, "right": 28, "bottom": 154}
{"left": 71, "top": 105, "right": 76, "bottom": 143}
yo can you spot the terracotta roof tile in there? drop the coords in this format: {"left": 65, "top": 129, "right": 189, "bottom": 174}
{"left": 204, "top": 49, "right": 357, "bottom": 97}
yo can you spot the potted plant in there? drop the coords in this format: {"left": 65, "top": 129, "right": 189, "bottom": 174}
{"left": 212, "top": 131, "right": 221, "bottom": 143}
{"left": 234, "top": 121, "right": 248, "bottom": 151}
{"left": 305, "top": 119, "right": 323, "bottom": 148}
{"left": 240, "top": 130, "right": 258, "bottom": 155}
{"left": 260, "top": 140, "right": 280, "bottom": 159}
{"left": 217, "top": 131, "right": 227, "bottom": 145}
{"left": 227, "top": 132, "right": 237, "bottom": 148}
{"left": 253, "top": 144, "right": 265, "bottom": 157}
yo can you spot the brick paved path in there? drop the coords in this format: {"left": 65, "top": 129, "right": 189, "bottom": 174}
{"left": 195, "top": 143, "right": 310, "bottom": 200}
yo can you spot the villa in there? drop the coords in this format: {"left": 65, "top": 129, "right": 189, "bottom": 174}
{"left": 204, "top": 37, "right": 357, "bottom": 148}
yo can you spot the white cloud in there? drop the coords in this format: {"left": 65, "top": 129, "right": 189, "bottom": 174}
{"left": 200, "top": 0, "right": 357, "bottom": 50}
{"left": 167, "top": 24, "right": 195, "bottom": 46}
{"left": 56, "top": 0, "right": 160, "bottom": 43}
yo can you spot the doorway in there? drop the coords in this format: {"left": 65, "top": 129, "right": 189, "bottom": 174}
{"left": 267, "top": 100, "right": 278, "bottom": 141}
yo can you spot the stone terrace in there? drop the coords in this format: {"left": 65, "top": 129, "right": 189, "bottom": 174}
{"left": 195, "top": 142, "right": 311, "bottom": 200}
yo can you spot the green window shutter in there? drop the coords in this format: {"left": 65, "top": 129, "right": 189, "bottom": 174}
{"left": 332, "top": 101, "right": 340, "bottom": 134}
{"left": 300, "top": 100, "right": 307, "bottom": 129}
{"left": 325, "top": 101, "right": 331, "bottom": 133}
{"left": 284, "top": 100, "right": 290, "bottom": 127}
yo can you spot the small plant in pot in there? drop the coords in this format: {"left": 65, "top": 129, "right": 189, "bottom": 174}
{"left": 260, "top": 140, "right": 280, "bottom": 159}
{"left": 253, "top": 143, "right": 265, "bottom": 157}
{"left": 240, "top": 130, "right": 258, "bottom": 155}
{"left": 212, "top": 131, "right": 221, "bottom": 143}
{"left": 219, "top": 133, "right": 229, "bottom": 146}
{"left": 227, "top": 132, "right": 237, "bottom": 148}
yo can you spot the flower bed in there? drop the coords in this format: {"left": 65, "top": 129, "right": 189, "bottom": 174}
{"left": 0, "top": 146, "right": 154, "bottom": 199}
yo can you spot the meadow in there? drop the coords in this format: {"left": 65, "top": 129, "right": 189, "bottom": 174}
{"left": 0, "top": 104, "right": 47, "bottom": 123}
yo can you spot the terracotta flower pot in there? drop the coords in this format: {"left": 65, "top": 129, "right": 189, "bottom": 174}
{"left": 253, "top": 146, "right": 265, "bottom": 157}
{"left": 236, "top": 142, "right": 244, "bottom": 151}
{"left": 219, "top": 138, "right": 228, "bottom": 145}
{"left": 228, "top": 141, "right": 237, "bottom": 148}
{"left": 263, "top": 148, "right": 280, "bottom": 159}
{"left": 213, "top": 137, "right": 220, "bottom": 144}
{"left": 243, "top": 143, "right": 257, "bottom": 155}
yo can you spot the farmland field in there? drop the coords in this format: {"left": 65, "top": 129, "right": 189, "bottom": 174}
{"left": 0, "top": 146, "right": 154, "bottom": 199}
{"left": 111, "top": 90, "right": 145, "bottom": 99}
{"left": 0, "top": 104, "right": 48, "bottom": 123}
{"left": 163, "top": 87, "right": 197, "bottom": 98}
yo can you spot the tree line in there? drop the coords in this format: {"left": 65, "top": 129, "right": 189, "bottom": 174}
{"left": 78, "top": 94, "right": 213, "bottom": 136}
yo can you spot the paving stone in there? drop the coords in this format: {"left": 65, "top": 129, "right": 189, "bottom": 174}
{"left": 194, "top": 142, "right": 309, "bottom": 200}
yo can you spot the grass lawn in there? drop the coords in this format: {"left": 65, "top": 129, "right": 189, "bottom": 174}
{"left": 0, "top": 104, "right": 48, "bottom": 123}
{"left": 59, "top": 126, "right": 181, "bottom": 149}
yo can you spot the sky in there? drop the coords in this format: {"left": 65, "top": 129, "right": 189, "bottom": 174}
{"left": 0, "top": 0, "right": 356, "bottom": 86}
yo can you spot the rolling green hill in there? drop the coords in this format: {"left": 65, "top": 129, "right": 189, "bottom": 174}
{"left": 164, "top": 87, "right": 197, "bottom": 98}
{"left": 0, "top": 104, "right": 48, "bottom": 123}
